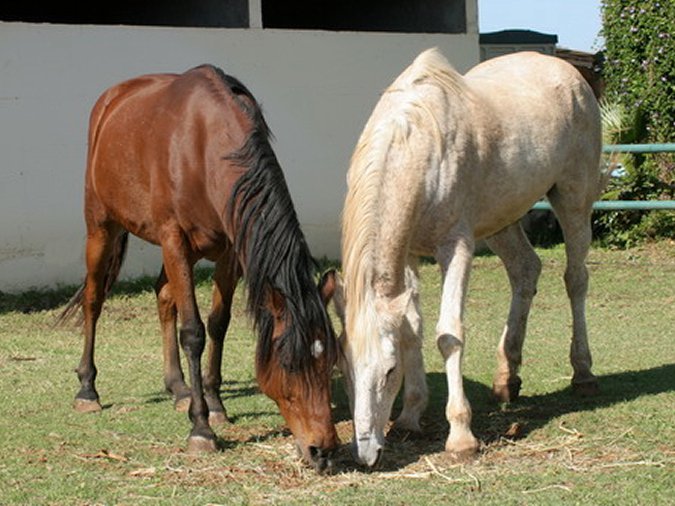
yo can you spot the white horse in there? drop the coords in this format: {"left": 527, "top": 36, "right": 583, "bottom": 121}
{"left": 333, "top": 48, "right": 606, "bottom": 467}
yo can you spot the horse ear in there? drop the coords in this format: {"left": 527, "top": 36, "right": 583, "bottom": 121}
{"left": 323, "top": 270, "right": 346, "bottom": 324}
{"left": 268, "top": 287, "right": 286, "bottom": 317}
{"left": 375, "top": 288, "right": 413, "bottom": 333}
{"left": 318, "top": 269, "right": 337, "bottom": 305}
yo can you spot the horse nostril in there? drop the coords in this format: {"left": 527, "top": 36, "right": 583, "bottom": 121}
{"left": 367, "top": 448, "right": 383, "bottom": 469}
{"left": 372, "top": 448, "right": 384, "bottom": 469}
{"left": 308, "top": 445, "right": 335, "bottom": 474}
{"left": 309, "top": 445, "right": 322, "bottom": 460}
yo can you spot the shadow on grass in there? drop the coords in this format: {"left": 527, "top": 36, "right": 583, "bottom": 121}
{"left": 469, "top": 364, "right": 675, "bottom": 444}
{"left": 0, "top": 267, "right": 218, "bottom": 315}
{"left": 220, "top": 379, "right": 261, "bottom": 400}
{"left": 0, "top": 259, "right": 336, "bottom": 316}
{"left": 141, "top": 379, "right": 276, "bottom": 425}
{"left": 329, "top": 363, "right": 675, "bottom": 472}
{"left": 98, "top": 364, "right": 672, "bottom": 472}
{"left": 142, "top": 378, "right": 261, "bottom": 403}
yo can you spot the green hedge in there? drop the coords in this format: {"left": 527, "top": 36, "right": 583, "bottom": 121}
{"left": 597, "top": 0, "right": 674, "bottom": 246}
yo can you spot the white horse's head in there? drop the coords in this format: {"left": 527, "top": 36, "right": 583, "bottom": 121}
{"left": 332, "top": 274, "right": 412, "bottom": 467}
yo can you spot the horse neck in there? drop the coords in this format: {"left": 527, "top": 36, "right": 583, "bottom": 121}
{"left": 341, "top": 131, "right": 413, "bottom": 350}
{"left": 342, "top": 50, "right": 470, "bottom": 352}
{"left": 227, "top": 131, "right": 316, "bottom": 333}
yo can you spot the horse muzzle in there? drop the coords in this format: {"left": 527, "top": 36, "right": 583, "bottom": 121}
{"left": 296, "top": 441, "right": 337, "bottom": 474}
{"left": 352, "top": 435, "right": 384, "bottom": 469}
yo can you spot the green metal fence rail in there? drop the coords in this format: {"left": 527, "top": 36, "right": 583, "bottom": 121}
{"left": 603, "top": 143, "right": 675, "bottom": 154}
{"left": 532, "top": 200, "right": 675, "bottom": 211}
{"left": 533, "top": 143, "right": 675, "bottom": 211}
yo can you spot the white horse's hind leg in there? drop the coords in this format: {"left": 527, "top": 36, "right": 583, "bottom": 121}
{"left": 486, "top": 223, "right": 542, "bottom": 402}
{"left": 435, "top": 234, "right": 479, "bottom": 457}
{"left": 393, "top": 263, "right": 428, "bottom": 432}
{"left": 548, "top": 190, "right": 599, "bottom": 395}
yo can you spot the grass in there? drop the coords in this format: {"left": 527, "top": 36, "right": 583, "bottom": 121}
{"left": 0, "top": 242, "right": 674, "bottom": 505}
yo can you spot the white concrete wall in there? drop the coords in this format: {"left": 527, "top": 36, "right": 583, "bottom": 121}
{"left": 0, "top": 22, "right": 478, "bottom": 292}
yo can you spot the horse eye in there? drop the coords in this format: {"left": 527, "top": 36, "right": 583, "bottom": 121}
{"left": 385, "top": 366, "right": 396, "bottom": 381}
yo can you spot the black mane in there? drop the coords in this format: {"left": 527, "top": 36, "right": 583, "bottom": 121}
{"left": 213, "top": 68, "right": 336, "bottom": 380}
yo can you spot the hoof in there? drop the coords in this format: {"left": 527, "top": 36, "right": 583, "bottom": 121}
{"left": 445, "top": 434, "right": 479, "bottom": 462}
{"left": 73, "top": 398, "right": 102, "bottom": 413}
{"left": 492, "top": 377, "right": 522, "bottom": 403}
{"left": 445, "top": 444, "right": 480, "bottom": 463}
{"left": 445, "top": 443, "right": 479, "bottom": 463}
{"left": 174, "top": 396, "right": 191, "bottom": 413}
{"left": 187, "top": 435, "right": 217, "bottom": 454}
{"left": 208, "top": 410, "right": 229, "bottom": 427}
{"left": 572, "top": 378, "right": 599, "bottom": 397}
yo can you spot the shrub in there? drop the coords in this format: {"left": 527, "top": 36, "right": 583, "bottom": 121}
{"left": 597, "top": 0, "right": 675, "bottom": 246}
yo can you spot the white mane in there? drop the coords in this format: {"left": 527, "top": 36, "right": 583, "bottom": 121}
{"left": 341, "top": 48, "right": 466, "bottom": 357}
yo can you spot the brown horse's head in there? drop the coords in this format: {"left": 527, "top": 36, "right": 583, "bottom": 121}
{"left": 255, "top": 271, "right": 339, "bottom": 473}
{"left": 224, "top": 95, "right": 341, "bottom": 471}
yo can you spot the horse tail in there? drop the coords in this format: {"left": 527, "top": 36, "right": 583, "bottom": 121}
{"left": 55, "top": 231, "right": 129, "bottom": 327}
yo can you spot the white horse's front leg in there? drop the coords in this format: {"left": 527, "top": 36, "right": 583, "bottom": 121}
{"left": 394, "top": 340, "right": 427, "bottom": 432}
{"left": 435, "top": 235, "right": 479, "bottom": 457}
{"left": 393, "top": 263, "right": 428, "bottom": 433}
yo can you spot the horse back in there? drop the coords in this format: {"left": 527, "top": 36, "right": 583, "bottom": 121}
{"left": 462, "top": 52, "right": 602, "bottom": 237}
{"left": 85, "top": 66, "right": 255, "bottom": 254}
{"left": 466, "top": 52, "right": 600, "bottom": 147}
{"left": 346, "top": 49, "right": 602, "bottom": 258}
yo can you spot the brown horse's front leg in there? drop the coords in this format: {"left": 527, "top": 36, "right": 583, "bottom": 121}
{"left": 161, "top": 232, "right": 216, "bottom": 453}
{"left": 204, "top": 303, "right": 229, "bottom": 426}
{"left": 203, "top": 253, "right": 240, "bottom": 426}
{"left": 179, "top": 320, "right": 217, "bottom": 451}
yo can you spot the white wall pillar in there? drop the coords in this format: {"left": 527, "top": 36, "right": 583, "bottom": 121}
{"left": 248, "top": 0, "right": 262, "bottom": 28}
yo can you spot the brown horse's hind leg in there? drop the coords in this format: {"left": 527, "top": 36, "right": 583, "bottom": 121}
{"left": 74, "top": 224, "right": 124, "bottom": 413}
{"left": 160, "top": 229, "right": 216, "bottom": 453}
{"left": 548, "top": 189, "right": 599, "bottom": 396}
{"left": 203, "top": 250, "right": 240, "bottom": 427}
{"left": 154, "top": 266, "right": 191, "bottom": 412}
{"left": 486, "top": 223, "right": 542, "bottom": 402}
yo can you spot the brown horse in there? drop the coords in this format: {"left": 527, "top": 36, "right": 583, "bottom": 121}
{"left": 59, "top": 65, "right": 339, "bottom": 471}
